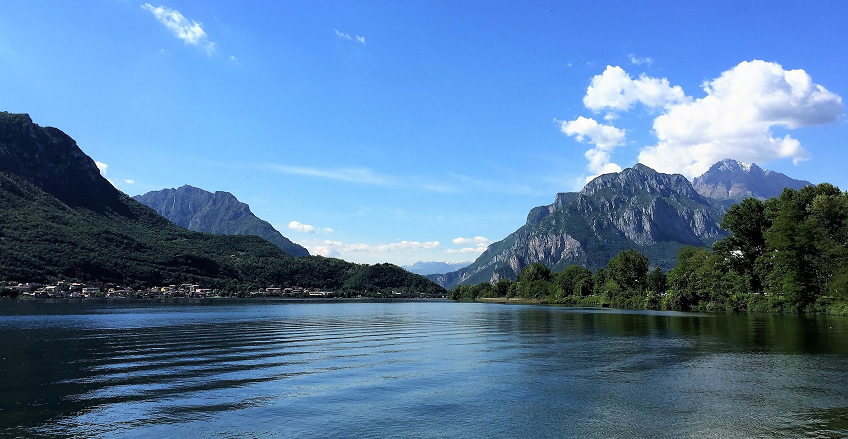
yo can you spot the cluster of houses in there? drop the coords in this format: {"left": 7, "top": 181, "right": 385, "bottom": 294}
{"left": 1, "top": 281, "right": 443, "bottom": 300}
{"left": 0, "top": 281, "right": 215, "bottom": 299}
{"left": 250, "top": 287, "right": 333, "bottom": 297}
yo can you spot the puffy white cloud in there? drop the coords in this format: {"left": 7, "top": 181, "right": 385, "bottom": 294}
{"left": 124, "top": 179, "right": 135, "bottom": 184}
{"left": 639, "top": 60, "right": 843, "bottom": 177}
{"left": 560, "top": 116, "right": 625, "bottom": 180}
{"left": 312, "top": 245, "right": 340, "bottom": 258}
{"left": 288, "top": 221, "right": 317, "bottom": 234}
{"left": 95, "top": 161, "right": 108, "bottom": 176}
{"left": 583, "top": 65, "right": 687, "bottom": 113}
{"left": 561, "top": 116, "right": 625, "bottom": 150}
{"left": 142, "top": 4, "right": 216, "bottom": 54}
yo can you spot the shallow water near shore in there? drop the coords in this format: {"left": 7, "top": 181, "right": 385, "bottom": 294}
{"left": 1, "top": 299, "right": 847, "bottom": 438}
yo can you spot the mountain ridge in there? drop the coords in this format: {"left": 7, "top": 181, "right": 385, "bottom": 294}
{"left": 134, "top": 185, "right": 309, "bottom": 257}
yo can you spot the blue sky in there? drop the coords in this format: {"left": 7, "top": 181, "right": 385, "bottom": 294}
{"left": 1, "top": 1, "right": 846, "bottom": 266}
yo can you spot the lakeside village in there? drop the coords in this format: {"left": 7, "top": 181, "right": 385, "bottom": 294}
{"left": 0, "top": 280, "right": 447, "bottom": 300}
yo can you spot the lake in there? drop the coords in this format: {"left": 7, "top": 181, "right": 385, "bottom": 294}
{"left": 1, "top": 300, "right": 847, "bottom": 438}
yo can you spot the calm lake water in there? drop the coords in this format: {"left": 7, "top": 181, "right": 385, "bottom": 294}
{"left": 1, "top": 300, "right": 847, "bottom": 438}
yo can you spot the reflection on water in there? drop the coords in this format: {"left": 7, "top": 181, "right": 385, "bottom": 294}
{"left": 1, "top": 300, "right": 847, "bottom": 438}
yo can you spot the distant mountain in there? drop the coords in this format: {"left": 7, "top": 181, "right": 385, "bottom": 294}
{"left": 693, "top": 159, "right": 811, "bottom": 200}
{"left": 402, "top": 261, "right": 471, "bottom": 276}
{"left": 0, "top": 112, "right": 444, "bottom": 295}
{"left": 134, "top": 186, "right": 308, "bottom": 257}
{"left": 429, "top": 164, "right": 726, "bottom": 289}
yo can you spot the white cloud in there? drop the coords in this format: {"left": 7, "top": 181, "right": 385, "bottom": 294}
{"left": 124, "top": 179, "right": 135, "bottom": 184}
{"left": 288, "top": 221, "right": 316, "bottom": 234}
{"left": 310, "top": 240, "right": 440, "bottom": 257}
{"left": 323, "top": 228, "right": 334, "bottom": 233}
{"left": 334, "top": 29, "right": 352, "bottom": 40}
{"left": 447, "top": 237, "right": 490, "bottom": 255}
{"left": 142, "top": 4, "right": 216, "bottom": 55}
{"left": 334, "top": 29, "right": 365, "bottom": 44}
{"left": 638, "top": 60, "right": 843, "bottom": 177}
{"left": 583, "top": 65, "right": 687, "bottom": 113}
{"left": 560, "top": 116, "right": 625, "bottom": 180}
{"left": 229, "top": 55, "right": 237, "bottom": 62}
{"left": 452, "top": 236, "right": 489, "bottom": 245}
{"left": 95, "top": 161, "right": 108, "bottom": 176}
{"left": 628, "top": 54, "right": 654, "bottom": 66}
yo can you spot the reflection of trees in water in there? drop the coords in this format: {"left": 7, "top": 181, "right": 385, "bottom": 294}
{"left": 506, "top": 307, "right": 848, "bottom": 355}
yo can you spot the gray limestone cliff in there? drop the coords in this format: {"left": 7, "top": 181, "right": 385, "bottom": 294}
{"left": 429, "top": 164, "right": 725, "bottom": 289}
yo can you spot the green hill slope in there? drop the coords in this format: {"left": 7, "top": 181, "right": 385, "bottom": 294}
{"left": 0, "top": 112, "right": 443, "bottom": 295}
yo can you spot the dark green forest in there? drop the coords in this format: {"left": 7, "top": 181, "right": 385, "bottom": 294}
{"left": 450, "top": 184, "right": 848, "bottom": 315}
{"left": 0, "top": 172, "right": 444, "bottom": 296}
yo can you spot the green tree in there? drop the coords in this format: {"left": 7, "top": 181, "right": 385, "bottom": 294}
{"left": 606, "top": 249, "right": 649, "bottom": 292}
{"left": 554, "top": 265, "right": 593, "bottom": 298}
{"left": 713, "top": 197, "right": 768, "bottom": 293}
{"left": 645, "top": 267, "right": 667, "bottom": 293}
{"left": 494, "top": 278, "right": 511, "bottom": 297}
{"left": 517, "top": 263, "right": 553, "bottom": 283}
{"left": 592, "top": 268, "right": 608, "bottom": 296}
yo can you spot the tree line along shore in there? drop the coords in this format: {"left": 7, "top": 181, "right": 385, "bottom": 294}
{"left": 450, "top": 184, "right": 848, "bottom": 316}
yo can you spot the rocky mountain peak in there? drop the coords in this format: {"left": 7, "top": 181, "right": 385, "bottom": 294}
{"left": 694, "top": 158, "right": 811, "bottom": 200}
{"left": 134, "top": 185, "right": 309, "bottom": 257}
{"left": 581, "top": 163, "right": 701, "bottom": 202}
{"left": 432, "top": 164, "right": 725, "bottom": 289}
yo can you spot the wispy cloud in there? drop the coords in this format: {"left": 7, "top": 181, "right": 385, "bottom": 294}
{"left": 446, "top": 236, "right": 490, "bottom": 255}
{"left": 628, "top": 54, "right": 654, "bottom": 66}
{"left": 209, "top": 160, "right": 536, "bottom": 196}
{"left": 142, "top": 4, "right": 217, "bottom": 55}
{"left": 124, "top": 179, "right": 135, "bottom": 184}
{"left": 334, "top": 29, "right": 365, "bottom": 44}
{"left": 267, "top": 164, "right": 389, "bottom": 185}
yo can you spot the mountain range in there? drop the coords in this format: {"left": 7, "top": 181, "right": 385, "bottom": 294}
{"left": 134, "top": 186, "right": 309, "bottom": 257}
{"left": 430, "top": 160, "right": 811, "bottom": 289}
{"left": 0, "top": 112, "right": 443, "bottom": 295}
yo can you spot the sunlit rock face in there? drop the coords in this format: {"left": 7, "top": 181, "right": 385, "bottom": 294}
{"left": 693, "top": 158, "right": 811, "bottom": 201}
